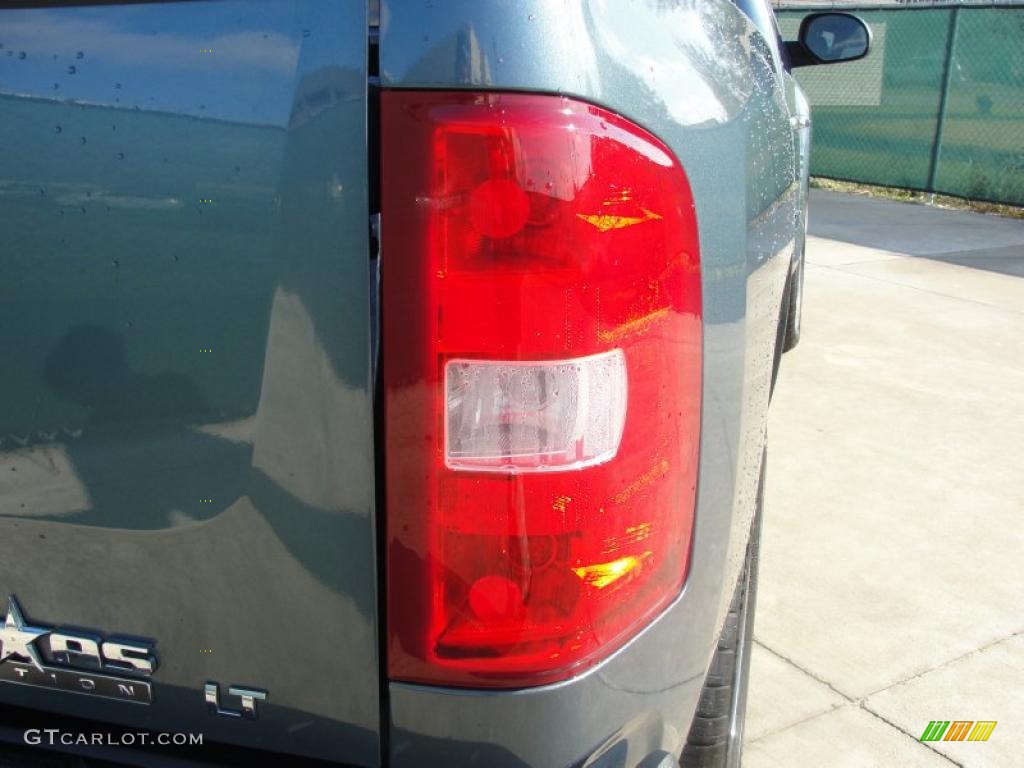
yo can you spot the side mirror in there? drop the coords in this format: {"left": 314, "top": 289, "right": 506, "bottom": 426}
{"left": 786, "top": 13, "right": 871, "bottom": 68}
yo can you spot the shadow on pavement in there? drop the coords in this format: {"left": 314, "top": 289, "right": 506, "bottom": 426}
{"left": 808, "top": 189, "right": 1024, "bottom": 278}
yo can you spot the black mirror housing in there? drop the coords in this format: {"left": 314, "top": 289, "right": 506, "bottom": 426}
{"left": 787, "top": 12, "right": 871, "bottom": 68}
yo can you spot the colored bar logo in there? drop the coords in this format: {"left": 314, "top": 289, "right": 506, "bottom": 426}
{"left": 920, "top": 720, "right": 997, "bottom": 742}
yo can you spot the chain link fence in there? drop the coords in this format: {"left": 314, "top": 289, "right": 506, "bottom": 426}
{"left": 776, "top": 2, "right": 1024, "bottom": 205}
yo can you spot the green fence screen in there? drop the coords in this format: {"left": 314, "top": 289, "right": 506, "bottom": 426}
{"left": 777, "top": 4, "right": 1024, "bottom": 205}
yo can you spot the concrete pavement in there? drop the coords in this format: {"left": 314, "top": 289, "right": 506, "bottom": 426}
{"left": 743, "top": 190, "right": 1024, "bottom": 767}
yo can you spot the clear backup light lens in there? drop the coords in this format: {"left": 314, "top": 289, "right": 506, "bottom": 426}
{"left": 445, "top": 350, "right": 627, "bottom": 472}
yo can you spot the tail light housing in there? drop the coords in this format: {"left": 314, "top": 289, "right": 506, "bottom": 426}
{"left": 383, "top": 91, "right": 701, "bottom": 688}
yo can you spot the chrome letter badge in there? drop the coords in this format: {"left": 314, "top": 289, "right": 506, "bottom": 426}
{"left": 0, "top": 595, "right": 156, "bottom": 704}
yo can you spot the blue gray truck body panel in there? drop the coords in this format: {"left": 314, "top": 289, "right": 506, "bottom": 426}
{"left": 0, "top": 0, "right": 799, "bottom": 765}
{"left": 380, "top": 2, "right": 795, "bottom": 765}
{"left": 1, "top": 1, "right": 379, "bottom": 763}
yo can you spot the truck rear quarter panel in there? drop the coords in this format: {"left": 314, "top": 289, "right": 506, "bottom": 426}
{"left": 380, "top": 0, "right": 796, "bottom": 765}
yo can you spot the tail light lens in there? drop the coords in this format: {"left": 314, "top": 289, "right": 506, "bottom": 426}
{"left": 383, "top": 91, "right": 701, "bottom": 688}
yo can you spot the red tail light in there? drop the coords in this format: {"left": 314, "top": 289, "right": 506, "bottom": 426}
{"left": 383, "top": 91, "right": 701, "bottom": 688}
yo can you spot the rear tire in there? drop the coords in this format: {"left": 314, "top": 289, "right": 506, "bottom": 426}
{"left": 681, "top": 453, "right": 763, "bottom": 767}
{"left": 782, "top": 234, "right": 806, "bottom": 353}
